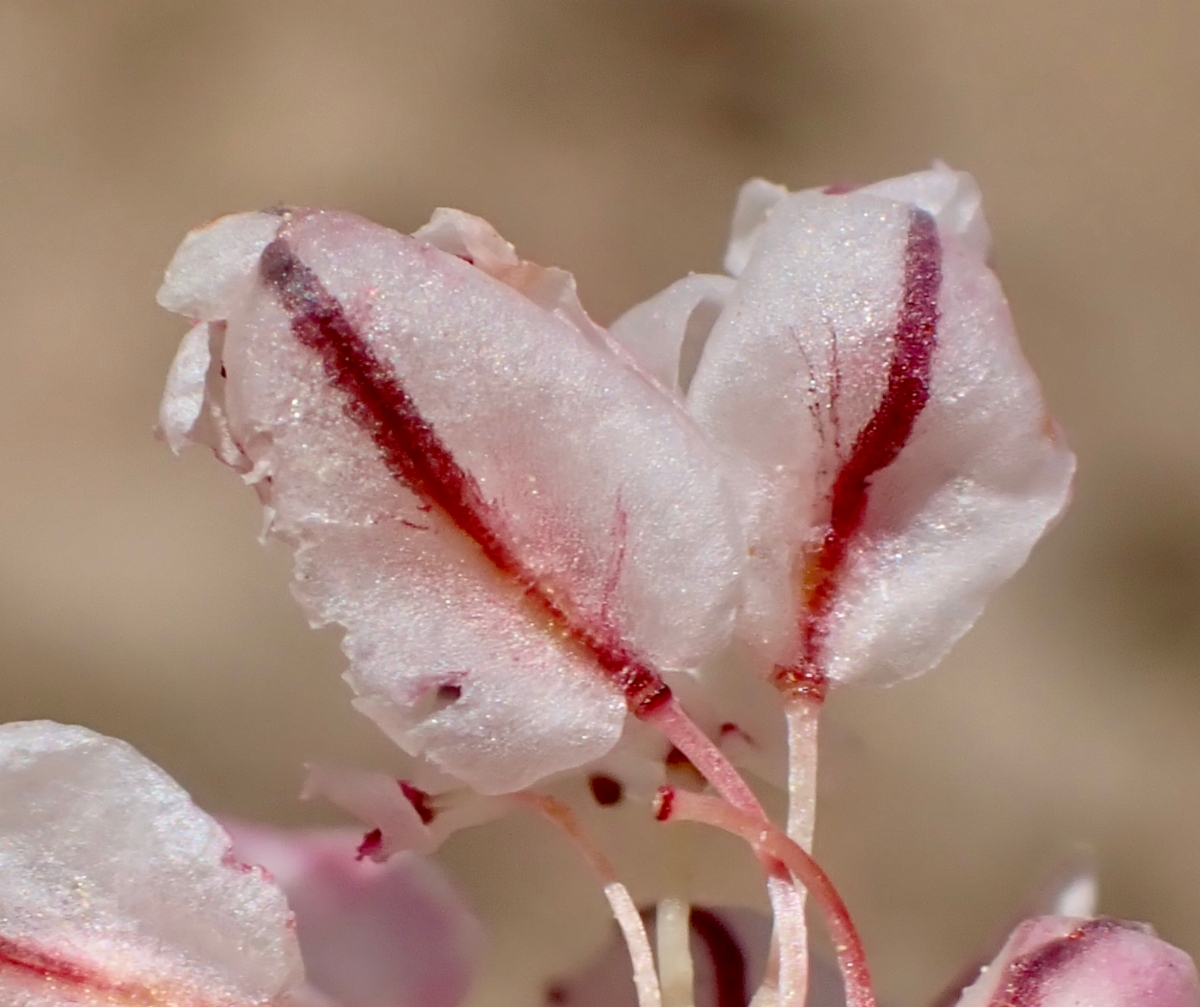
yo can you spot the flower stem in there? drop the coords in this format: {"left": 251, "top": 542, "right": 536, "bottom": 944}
{"left": 777, "top": 693, "right": 823, "bottom": 1005}
{"left": 514, "top": 793, "right": 663, "bottom": 1007}
{"left": 640, "top": 695, "right": 809, "bottom": 1007}
{"left": 655, "top": 786, "right": 875, "bottom": 1007}
{"left": 657, "top": 898, "right": 696, "bottom": 1007}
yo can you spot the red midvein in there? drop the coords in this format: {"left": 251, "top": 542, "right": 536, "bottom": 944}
{"left": 779, "top": 207, "right": 943, "bottom": 690}
{"left": 259, "top": 238, "right": 668, "bottom": 712}
{"left": 0, "top": 936, "right": 201, "bottom": 1007}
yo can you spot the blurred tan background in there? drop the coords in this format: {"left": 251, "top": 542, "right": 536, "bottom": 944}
{"left": 1, "top": 2, "right": 1198, "bottom": 1005}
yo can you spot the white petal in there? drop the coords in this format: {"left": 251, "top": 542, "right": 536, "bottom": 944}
{"left": 157, "top": 211, "right": 282, "bottom": 321}
{"left": 0, "top": 721, "right": 302, "bottom": 1007}
{"left": 160, "top": 208, "right": 744, "bottom": 794}
{"left": 414, "top": 207, "right": 610, "bottom": 351}
{"left": 225, "top": 825, "right": 484, "bottom": 1007}
{"left": 847, "top": 161, "right": 991, "bottom": 259}
{"left": 723, "top": 178, "right": 789, "bottom": 277}
{"left": 609, "top": 274, "right": 735, "bottom": 393}
{"left": 157, "top": 320, "right": 211, "bottom": 454}
{"left": 690, "top": 190, "right": 1073, "bottom": 687}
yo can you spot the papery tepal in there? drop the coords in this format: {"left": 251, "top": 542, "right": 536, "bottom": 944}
{"left": 159, "top": 207, "right": 744, "bottom": 796}
{"left": 0, "top": 721, "right": 482, "bottom": 1007}
{"left": 0, "top": 722, "right": 302, "bottom": 1006}
{"left": 614, "top": 162, "right": 1074, "bottom": 692}
{"left": 157, "top": 164, "right": 1072, "bottom": 808}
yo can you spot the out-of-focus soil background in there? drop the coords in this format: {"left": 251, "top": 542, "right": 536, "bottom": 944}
{"left": 2, "top": 3, "right": 1198, "bottom": 1006}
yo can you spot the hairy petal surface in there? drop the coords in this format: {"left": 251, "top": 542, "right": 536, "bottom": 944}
{"left": 0, "top": 721, "right": 302, "bottom": 1007}
{"left": 954, "top": 916, "right": 1200, "bottom": 1007}
{"left": 158, "top": 209, "right": 743, "bottom": 794}
{"left": 225, "top": 824, "right": 483, "bottom": 1007}
{"left": 688, "top": 183, "right": 1074, "bottom": 686}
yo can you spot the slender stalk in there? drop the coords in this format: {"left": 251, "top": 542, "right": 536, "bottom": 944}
{"left": 656, "top": 786, "right": 876, "bottom": 1007}
{"left": 608, "top": 883, "right": 666, "bottom": 1007}
{"left": 640, "top": 697, "right": 764, "bottom": 814}
{"left": 783, "top": 695, "right": 821, "bottom": 851}
{"left": 657, "top": 898, "right": 696, "bottom": 1007}
{"left": 514, "top": 793, "right": 663, "bottom": 1007}
{"left": 778, "top": 693, "right": 823, "bottom": 1006}
{"left": 641, "top": 695, "right": 810, "bottom": 1007}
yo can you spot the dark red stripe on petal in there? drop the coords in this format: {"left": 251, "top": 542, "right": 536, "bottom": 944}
{"left": 690, "top": 908, "right": 749, "bottom": 1007}
{"left": 993, "top": 919, "right": 1139, "bottom": 1007}
{"left": 259, "top": 237, "right": 669, "bottom": 712}
{"left": 779, "top": 208, "right": 942, "bottom": 689}
{"left": 0, "top": 936, "right": 210, "bottom": 1007}
{"left": 260, "top": 238, "right": 522, "bottom": 577}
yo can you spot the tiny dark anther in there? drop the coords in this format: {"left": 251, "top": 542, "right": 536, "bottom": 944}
{"left": 355, "top": 828, "right": 383, "bottom": 862}
{"left": 588, "top": 773, "right": 624, "bottom": 806}
{"left": 399, "top": 780, "right": 436, "bottom": 824}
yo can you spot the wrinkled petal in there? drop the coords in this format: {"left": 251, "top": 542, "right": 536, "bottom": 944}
{"left": 0, "top": 721, "right": 302, "bottom": 1007}
{"left": 954, "top": 916, "right": 1200, "bottom": 1007}
{"left": 688, "top": 184, "right": 1074, "bottom": 687}
{"left": 609, "top": 274, "right": 735, "bottom": 393}
{"left": 158, "top": 208, "right": 744, "bottom": 794}
{"left": 225, "top": 824, "right": 484, "bottom": 1007}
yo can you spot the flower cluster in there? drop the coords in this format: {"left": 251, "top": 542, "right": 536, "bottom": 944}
{"left": 1, "top": 164, "right": 1194, "bottom": 1007}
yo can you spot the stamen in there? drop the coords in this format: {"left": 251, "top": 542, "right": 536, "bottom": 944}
{"left": 655, "top": 787, "right": 876, "bottom": 1007}
{"left": 513, "top": 793, "right": 663, "bottom": 1007}
{"left": 657, "top": 899, "right": 696, "bottom": 1007}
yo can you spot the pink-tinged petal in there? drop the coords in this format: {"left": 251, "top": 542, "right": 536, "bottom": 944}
{"left": 158, "top": 209, "right": 743, "bottom": 794}
{"left": 688, "top": 189, "right": 1073, "bottom": 687}
{"left": 225, "top": 824, "right": 484, "bottom": 1007}
{"left": 0, "top": 721, "right": 302, "bottom": 1007}
{"left": 609, "top": 274, "right": 736, "bottom": 394}
{"left": 954, "top": 916, "right": 1200, "bottom": 1007}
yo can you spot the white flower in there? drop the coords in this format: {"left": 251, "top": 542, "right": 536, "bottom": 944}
{"left": 0, "top": 721, "right": 481, "bottom": 1007}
